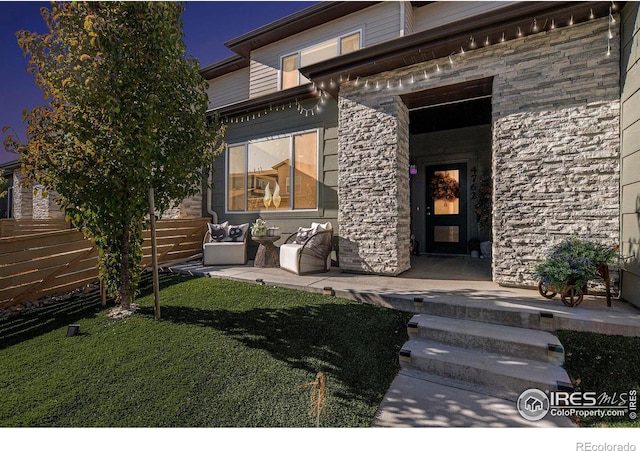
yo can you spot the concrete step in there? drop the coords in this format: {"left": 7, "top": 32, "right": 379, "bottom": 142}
{"left": 410, "top": 296, "right": 553, "bottom": 331}
{"left": 407, "top": 314, "right": 565, "bottom": 365}
{"left": 399, "top": 338, "right": 573, "bottom": 401}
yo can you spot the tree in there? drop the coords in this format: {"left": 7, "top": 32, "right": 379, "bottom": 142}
{"left": 6, "top": 2, "right": 224, "bottom": 308}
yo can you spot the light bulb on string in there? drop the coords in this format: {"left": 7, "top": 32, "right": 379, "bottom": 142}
{"left": 448, "top": 55, "right": 454, "bottom": 65}
{"left": 500, "top": 32, "right": 505, "bottom": 42}
{"left": 569, "top": 15, "right": 574, "bottom": 26}
{"left": 460, "top": 46, "right": 465, "bottom": 55}
{"left": 551, "top": 19, "right": 556, "bottom": 29}
{"left": 469, "top": 36, "right": 476, "bottom": 48}
{"left": 423, "top": 70, "right": 428, "bottom": 80}
{"left": 532, "top": 18, "right": 538, "bottom": 32}
{"left": 485, "top": 36, "right": 490, "bottom": 46}
{"left": 517, "top": 27, "right": 523, "bottom": 37}
{"left": 589, "top": 9, "right": 595, "bottom": 20}
{"left": 436, "top": 64, "right": 441, "bottom": 72}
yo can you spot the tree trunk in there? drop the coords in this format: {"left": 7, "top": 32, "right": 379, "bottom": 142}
{"left": 119, "top": 223, "right": 132, "bottom": 309}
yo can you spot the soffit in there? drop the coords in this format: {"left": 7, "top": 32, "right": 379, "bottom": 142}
{"left": 401, "top": 77, "right": 493, "bottom": 110}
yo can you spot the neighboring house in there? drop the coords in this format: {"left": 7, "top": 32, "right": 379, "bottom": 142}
{"left": 202, "top": 1, "right": 640, "bottom": 307}
{"left": 3, "top": 157, "right": 202, "bottom": 221}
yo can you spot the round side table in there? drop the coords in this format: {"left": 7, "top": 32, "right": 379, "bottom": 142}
{"left": 251, "top": 236, "right": 280, "bottom": 268}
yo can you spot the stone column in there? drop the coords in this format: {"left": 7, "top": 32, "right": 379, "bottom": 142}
{"left": 337, "top": 92, "right": 411, "bottom": 275}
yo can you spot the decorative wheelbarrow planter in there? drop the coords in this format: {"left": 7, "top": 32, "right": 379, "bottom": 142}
{"left": 537, "top": 264, "right": 612, "bottom": 307}
{"left": 534, "top": 237, "right": 618, "bottom": 308}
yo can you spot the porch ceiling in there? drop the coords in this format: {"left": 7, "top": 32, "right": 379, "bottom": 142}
{"left": 400, "top": 77, "right": 493, "bottom": 111}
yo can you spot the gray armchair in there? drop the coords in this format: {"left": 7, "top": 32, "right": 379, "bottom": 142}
{"left": 279, "top": 222, "right": 333, "bottom": 275}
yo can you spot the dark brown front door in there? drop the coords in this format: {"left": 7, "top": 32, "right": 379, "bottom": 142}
{"left": 425, "top": 163, "right": 467, "bottom": 254}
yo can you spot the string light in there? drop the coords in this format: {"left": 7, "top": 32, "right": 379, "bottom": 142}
{"left": 219, "top": 9, "right": 614, "bottom": 124}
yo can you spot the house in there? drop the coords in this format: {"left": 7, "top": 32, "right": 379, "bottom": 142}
{"left": 5, "top": 2, "right": 639, "bottom": 308}
{"left": 202, "top": 1, "right": 640, "bottom": 307}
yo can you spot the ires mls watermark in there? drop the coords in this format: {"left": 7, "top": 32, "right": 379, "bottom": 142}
{"left": 516, "top": 388, "right": 637, "bottom": 422}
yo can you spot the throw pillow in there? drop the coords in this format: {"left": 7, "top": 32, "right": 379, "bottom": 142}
{"left": 311, "top": 222, "right": 332, "bottom": 232}
{"left": 224, "top": 223, "right": 249, "bottom": 242}
{"left": 207, "top": 221, "right": 229, "bottom": 242}
{"left": 294, "top": 226, "right": 316, "bottom": 244}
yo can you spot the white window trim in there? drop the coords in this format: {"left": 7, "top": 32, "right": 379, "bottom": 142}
{"left": 225, "top": 129, "right": 321, "bottom": 214}
{"left": 278, "top": 29, "right": 363, "bottom": 91}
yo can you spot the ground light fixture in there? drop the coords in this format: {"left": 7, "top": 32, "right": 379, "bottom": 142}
{"left": 66, "top": 324, "right": 80, "bottom": 337}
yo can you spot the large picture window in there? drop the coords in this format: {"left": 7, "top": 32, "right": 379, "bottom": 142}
{"left": 227, "top": 131, "right": 319, "bottom": 212}
{"left": 280, "top": 31, "right": 361, "bottom": 90}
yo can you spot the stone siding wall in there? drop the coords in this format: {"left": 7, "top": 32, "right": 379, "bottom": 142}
{"left": 160, "top": 192, "right": 204, "bottom": 219}
{"left": 337, "top": 95, "right": 411, "bottom": 274}
{"left": 11, "top": 170, "right": 32, "bottom": 220}
{"left": 338, "top": 17, "right": 620, "bottom": 284}
{"left": 12, "top": 168, "right": 203, "bottom": 220}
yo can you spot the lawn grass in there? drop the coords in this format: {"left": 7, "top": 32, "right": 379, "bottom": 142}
{"left": 0, "top": 273, "right": 412, "bottom": 427}
{"left": 558, "top": 330, "right": 640, "bottom": 428}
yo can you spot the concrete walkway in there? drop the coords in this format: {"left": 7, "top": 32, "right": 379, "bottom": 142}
{"left": 163, "top": 256, "right": 640, "bottom": 336}
{"left": 163, "top": 256, "right": 640, "bottom": 427}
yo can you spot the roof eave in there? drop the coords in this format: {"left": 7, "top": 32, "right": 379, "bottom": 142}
{"left": 200, "top": 54, "right": 249, "bottom": 80}
{"left": 225, "top": 1, "right": 380, "bottom": 58}
{"left": 300, "top": 1, "right": 615, "bottom": 95}
{"left": 207, "top": 84, "right": 317, "bottom": 118}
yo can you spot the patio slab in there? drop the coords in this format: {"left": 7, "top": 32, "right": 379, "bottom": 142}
{"left": 163, "top": 256, "right": 640, "bottom": 337}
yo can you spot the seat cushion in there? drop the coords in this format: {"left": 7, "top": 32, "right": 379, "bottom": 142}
{"left": 279, "top": 243, "right": 303, "bottom": 274}
{"left": 203, "top": 241, "right": 247, "bottom": 265}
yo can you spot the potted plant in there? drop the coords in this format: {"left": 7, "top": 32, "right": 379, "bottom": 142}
{"left": 251, "top": 218, "right": 268, "bottom": 237}
{"left": 533, "top": 236, "right": 617, "bottom": 307}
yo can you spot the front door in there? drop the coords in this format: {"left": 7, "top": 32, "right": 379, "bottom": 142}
{"left": 425, "top": 163, "right": 467, "bottom": 254}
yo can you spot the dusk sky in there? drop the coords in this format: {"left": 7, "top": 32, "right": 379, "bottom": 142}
{"left": 0, "top": 1, "right": 317, "bottom": 164}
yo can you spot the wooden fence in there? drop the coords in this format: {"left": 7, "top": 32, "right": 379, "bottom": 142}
{"left": 0, "top": 218, "right": 209, "bottom": 310}
{"left": 0, "top": 219, "right": 72, "bottom": 237}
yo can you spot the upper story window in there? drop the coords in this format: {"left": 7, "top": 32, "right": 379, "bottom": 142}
{"left": 280, "top": 31, "right": 361, "bottom": 90}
